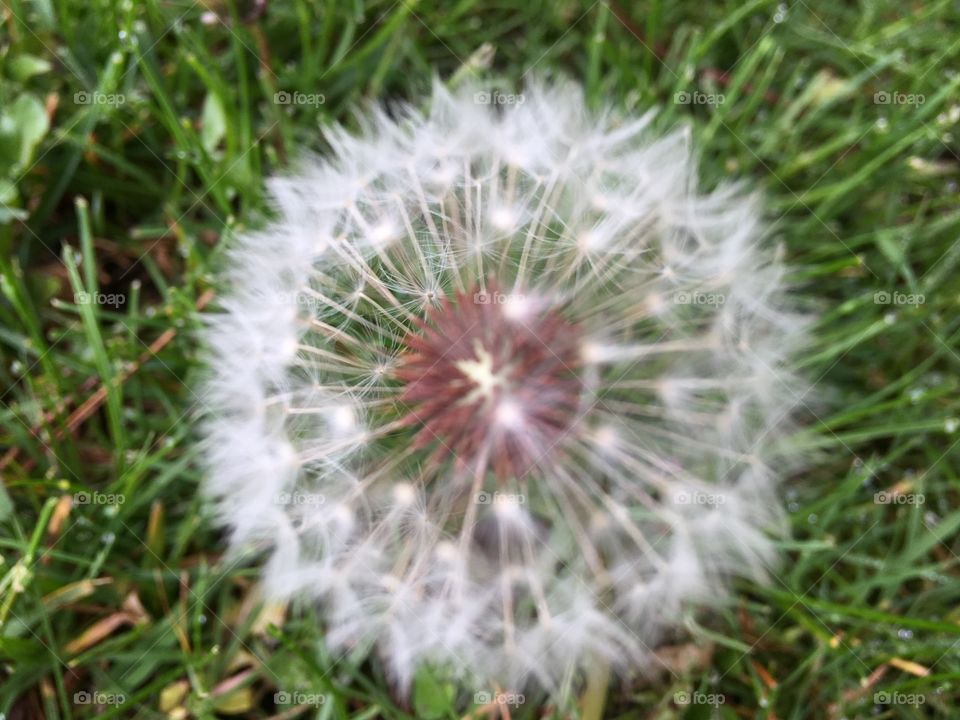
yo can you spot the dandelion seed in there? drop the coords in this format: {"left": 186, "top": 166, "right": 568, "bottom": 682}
{"left": 201, "top": 79, "right": 809, "bottom": 694}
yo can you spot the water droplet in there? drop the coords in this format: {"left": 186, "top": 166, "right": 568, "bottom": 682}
{"left": 199, "top": 614, "right": 207, "bottom": 625}
{"left": 875, "top": 117, "right": 889, "bottom": 131}
{"left": 945, "top": 418, "right": 958, "bottom": 433}
{"left": 925, "top": 512, "right": 940, "bottom": 527}
{"left": 773, "top": 3, "right": 788, "bottom": 22}
{"left": 908, "top": 387, "right": 924, "bottom": 403}
{"left": 788, "top": 501, "right": 799, "bottom": 512}
{"left": 101, "top": 532, "right": 115, "bottom": 544}
{"left": 897, "top": 628, "right": 913, "bottom": 640}
{"left": 808, "top": 513, "right": 818, "bottom": 524}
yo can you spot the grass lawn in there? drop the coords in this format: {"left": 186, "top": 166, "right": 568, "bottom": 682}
{"left": 1, "top": 0, "right": 959, "bottom": 717}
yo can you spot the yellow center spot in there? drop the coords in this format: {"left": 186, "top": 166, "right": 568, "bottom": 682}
{"left": 455, "top": 342, "right": 506, "bottom": 404}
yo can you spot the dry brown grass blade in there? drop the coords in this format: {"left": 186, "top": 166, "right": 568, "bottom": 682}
{"left": 64, "top": 591, "right": 150, "bottom": 655}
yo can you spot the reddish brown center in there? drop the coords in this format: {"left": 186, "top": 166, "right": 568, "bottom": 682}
{"left": 396, "top": 284, "right": 583, "bottom": 481}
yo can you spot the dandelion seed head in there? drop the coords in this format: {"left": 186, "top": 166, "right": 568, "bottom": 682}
{"left": 591, "top": 424, "right": 620, "bottom": 452}
{"left": 369, "top": 218, "right": 399, "bottom": 246}
{"left": 201, "top": 79, "right": 809, "bottom": 694}
{"left": 326, "top": 403, "right": 358, "bottom": 435}
{"left": 494, "top": 398, "right": 525, "bottom": 429}
{"left": 490, "top": 205, "right": 519, "bottom": 231}
{"left": 392, "top": 482, "right": 417, "bottom": 507}
{"left": 500, "top": 292, "right": 536, "bottom": 322}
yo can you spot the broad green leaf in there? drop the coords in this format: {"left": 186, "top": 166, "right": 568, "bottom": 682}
{"left": 9, "top": 94, "right": 50, "bottom": 169}
{"left": 8, "top": 54, "right": 52, "bottom": 81}
{"left": 413, "top": 668, "right": 453, "bottom": 719}
{"left": 201, "top": 92, "right": 227, "bottom": 154}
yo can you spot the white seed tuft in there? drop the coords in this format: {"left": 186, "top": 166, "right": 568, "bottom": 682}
{"left": 200, "top": 78, "right": 809, "bottom": 696}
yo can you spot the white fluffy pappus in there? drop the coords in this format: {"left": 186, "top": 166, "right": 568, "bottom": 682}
{"left": 200, "top": 79, "right": 810, "bottom": 695}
